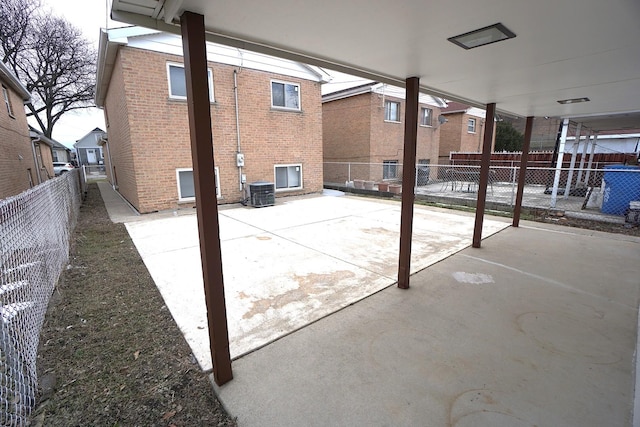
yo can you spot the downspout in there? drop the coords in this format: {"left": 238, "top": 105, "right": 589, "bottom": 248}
{"left": 234, "top": 69, "right": 244, "bottom": 194}
{"left": 31, "top": 137, "right": 43, "bottom": 184}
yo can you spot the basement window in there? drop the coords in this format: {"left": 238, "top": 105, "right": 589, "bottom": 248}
{"left": 271, "top": 81, "right": 300, "bottom": 110}
{"left": 167, "top": 63, "right": 214, "bottom": 101}
{"left": 384, "top": 100, "right": 400, "bottom": 122}
{"left": 275, "top": 164, "right": 302, "bottom": 191}
{"left": 176, "top": 167, "right": 220, "bottom": 201}
{"left": 383, "top": 160, "right": 398, "bottom": 179}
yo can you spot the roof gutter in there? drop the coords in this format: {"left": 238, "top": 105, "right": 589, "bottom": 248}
{"left": 0, "top": 62, "right": 30, "bottom": 102}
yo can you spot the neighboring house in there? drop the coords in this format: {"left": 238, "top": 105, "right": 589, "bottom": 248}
{"left": 322, "top": 82, "right": 445, "bottom": 184}
{"left": 29, "top": 125, "right": 72, "bottom": 163}
{"left": 0, "top": 62, "right": 39, "bottom": 199}
{"left": 568, "top": 130, "right": 640, "bottom": 157}
{"left": 95, "top": 27, "right": 330, "bottom": 214}
{"left": 74, "top": 127, "right": 105, "bottom": 166}
{"left": 28, "top": 128, "right": 56, "bottom": 181}
{"left": 438, "top": 101, "right": 495, "bottom": 163}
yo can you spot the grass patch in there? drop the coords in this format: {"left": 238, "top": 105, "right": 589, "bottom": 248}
{"left": 33, "top": 183, "right": 236, "bottom": 426}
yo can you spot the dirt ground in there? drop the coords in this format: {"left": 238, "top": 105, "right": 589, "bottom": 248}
{"left": 32, "top": 184, "right": 236, "bottom": 426}
{"left": 535, "top": 212, "right": 640, "bottom": 237}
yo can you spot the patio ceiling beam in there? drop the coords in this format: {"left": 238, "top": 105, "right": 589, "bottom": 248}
{"left": 512, "top": 116, "right": 534, "bottom": 227}
{"left": 180, "top": 11, "right": 233, "bottom": 386}
{"left": 397, "top": 76, "right": 419, "bottom": 289}
{"left": 472, "top": 102, "right": 496, "bottom": 248}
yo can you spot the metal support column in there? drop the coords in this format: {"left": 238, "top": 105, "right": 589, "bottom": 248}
{"left": 512, "top": 116, "right": 534, "bottom": 227}
{"left": 472, "top": 103, "right": 496, "bottom": 248}
{"left": 576, "top": 130, "right": 591, "bottom": 184}
{"left": 564, "top": 123, "right": 581, "bottom": 199}
{"left": 397, "top": 77, "right": 419, "bottom": 289}
{"left": 180, "top": 11, "right": 233, "bottom": 386}
{"left": 551, "top": 119, "right": 570, "bottom": 208}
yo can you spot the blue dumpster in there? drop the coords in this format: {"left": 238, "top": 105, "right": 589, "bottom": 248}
{"left": 601, "top": 164, "right": 640, "bottom": 215}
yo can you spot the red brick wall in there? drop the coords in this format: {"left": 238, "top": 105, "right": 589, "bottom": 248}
{"left": 104, "top": 46, "right": 323, "bottom": 213}
{"left": 322, "top": 92, "right": 441, "bottom": 182}
{"left": 0, "top": 82, "right": 37, "bottom": 199}
{"left": 103, "top": 48, "right": 140, "bottom": 210}
{"left": 439, "top": 112, "right": 496, "bottom": 162}
{"left": 322, "top": 93, "right": 372, "bottom": 183}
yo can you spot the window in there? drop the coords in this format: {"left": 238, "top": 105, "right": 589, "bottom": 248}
{"left": 271, "top": 81, "right": 300, "bottom": 110}
{"left": 275, "top": 164, "right": 302, "bottom": 190}
{"left": 167, "top": 63, "right": 214, "bottom": 101}
{"left": 176, "top": 167, "right": 220, "bottom": 201}
{"left": 383, "top": 160, "right": 398, "bottom": 179}
{"left": 467, "top": 118, "right": 476, "bottom": 133}
{"left": 420, "top": 107, "right": 433, "bottom": 126}
{"left": 2, "top": 85, "right": 14, "bottom": 118}
{"left": 384, "top": 100, "right": 400, "bottom": 122}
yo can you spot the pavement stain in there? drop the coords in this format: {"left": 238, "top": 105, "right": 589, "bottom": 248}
{"left": 241, "top": 270, "right": 356, "bottom": 320}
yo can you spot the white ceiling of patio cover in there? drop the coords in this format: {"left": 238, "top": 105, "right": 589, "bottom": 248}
{"left": 112, "top": 0, "right": 640, "bottom": 130}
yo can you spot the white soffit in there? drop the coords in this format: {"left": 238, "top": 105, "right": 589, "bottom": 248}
{"left": 111, "top": 0, "right": 640, "bottom": 129}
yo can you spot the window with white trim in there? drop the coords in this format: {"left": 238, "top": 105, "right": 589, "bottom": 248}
{"left": 384, "top": 100, "right": 400, "bottom": 122}
{"left": 420, "top": 107, "right": 433, "bottom": 126}
{"left": 2, "top": 85, "right": 14, "bottom": 118}
{"left": 271, "top": 81, "right": 300, "bottom": 110}
{"left": 467, "top": 118, "right": 476, "bottom": 133}
{"left": 176, "top": 167, "right": 220, "bottom": 201}
{"left": 167, "top": 63, "right": 214, "bottom": 101}
{"left": 383, "top": 160, "right": 398, "bottom": 179}
{"left": 274, "top": 164, "right": 302, "bottom": 190}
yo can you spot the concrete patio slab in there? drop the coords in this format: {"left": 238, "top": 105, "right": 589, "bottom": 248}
{"left": 213, "top": 223, "right": 640, "bottom": 427}
{"left": 123, "top": 193, "right": 508, "bottom": 371}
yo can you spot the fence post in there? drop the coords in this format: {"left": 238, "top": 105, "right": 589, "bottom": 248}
{"left": 348, "top": 162, "right": 351, "bottom": 183}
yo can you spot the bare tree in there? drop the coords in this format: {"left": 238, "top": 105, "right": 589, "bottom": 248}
{"left": 0, "top": 0, "right": 39, "bottom": 66}
{"left": 0, "top": 0, "right": 96, "bottom": 138}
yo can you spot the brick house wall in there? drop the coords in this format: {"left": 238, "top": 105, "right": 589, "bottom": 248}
{"left": 102, "top": 46, "right": 323, "bottom": 213}
{"left": 322, "top": 93, "right": 372, "bottom": 183}
{"left": 0, "top": 76, "right": 37, "bottom": 199}
{"left": 323, "top": 90, "right": 441, "bottom": 183}
{"left": 103, "top": 48, "right": 140, "bottom": 209}
{"left": 369, "top": 94, "right": 441, "bottom": 181}
{"left": 439, "top": 110, "right": 495, "bottom": 163}
{"left": 33, "top": 140, "right": 54, "bottom": 182}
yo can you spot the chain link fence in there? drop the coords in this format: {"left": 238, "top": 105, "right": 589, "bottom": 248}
{"left": 81, "top": 164, "right": 108, "bottom": 182}
{"left": 0, "top": 170, "right": 82, "bottom": 425}
{"left": 323, "top": 162, "right": 640, "bottom": 220}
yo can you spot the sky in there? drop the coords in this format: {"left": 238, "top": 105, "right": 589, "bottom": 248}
{"left": 32, "top": 0, "right": 119, "bottom": 148}
{"left": 35, "top": 1, "right": 365, "bottom": 149}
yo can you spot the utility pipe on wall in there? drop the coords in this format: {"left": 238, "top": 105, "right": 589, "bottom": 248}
{"left": 234, "top": 69, "right": 243, "bottom": 192}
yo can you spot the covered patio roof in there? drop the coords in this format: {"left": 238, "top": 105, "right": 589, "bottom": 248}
{"left": 108, "top": 0, "right": 640, "bottom": 385}
{"left": 111, "top": 0, "right": 640, "bottom": 131}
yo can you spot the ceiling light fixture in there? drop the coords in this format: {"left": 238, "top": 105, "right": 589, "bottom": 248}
{"left": 557, "top": 97, "right": 590, "bottom": 105}
{"left": 448, "top": 23, "right": 516, "bottom": 50}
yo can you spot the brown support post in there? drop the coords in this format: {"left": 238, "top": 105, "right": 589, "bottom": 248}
{"left": 180, "top": 11, "right": 233, "bottom": 385}
{"left": 512, "top": 116, "right": 534, "bottom": 227}
{"left": 397, "top": 77, "right": 420, "bottom": 289}
{"left": 472, "top": 103, "right": 496, "bottom": 248}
